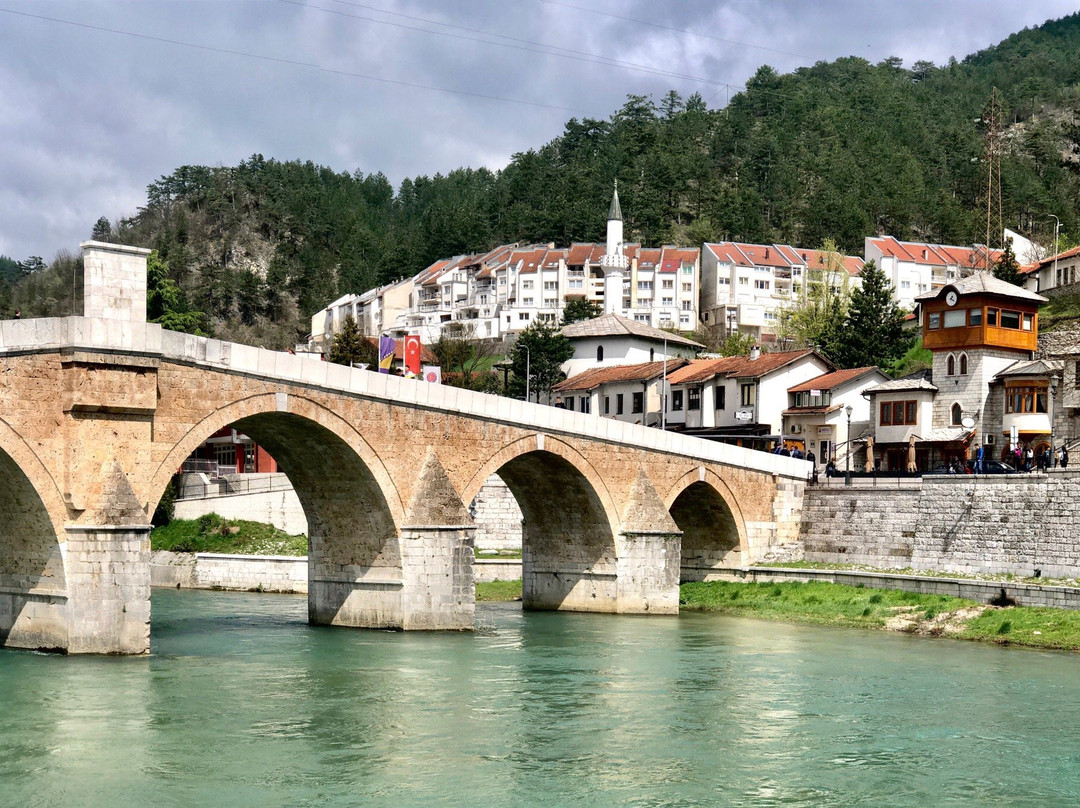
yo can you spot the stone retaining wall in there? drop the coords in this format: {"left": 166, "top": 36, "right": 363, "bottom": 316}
{"left": 151, "top": 551, "right": 307, "bottom": 594}
{"left": 801, "top": 471, "right": 1080, "bottom": 578}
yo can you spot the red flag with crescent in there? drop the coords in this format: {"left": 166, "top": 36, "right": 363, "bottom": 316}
{"left": 404, "top": 335, "right": 422, "bottom": 376}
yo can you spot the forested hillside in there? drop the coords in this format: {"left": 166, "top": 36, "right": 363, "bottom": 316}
{"left": 8, "top": 12, "right": 1080, "bottom": 348}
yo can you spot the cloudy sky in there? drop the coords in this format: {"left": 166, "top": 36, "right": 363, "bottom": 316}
{"left": 1, "top": 0, "right": 1076, "bottom": 260}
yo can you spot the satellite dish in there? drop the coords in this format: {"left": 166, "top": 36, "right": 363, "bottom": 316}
{"left": 961, "top": 416, "right": 975, "bottom": 429}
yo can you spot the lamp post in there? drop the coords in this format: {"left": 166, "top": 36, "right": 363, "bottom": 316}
{"left": 524, "top": 345, "right": 531, "bottom": 403}
{"left": 1050, "top": 214, "right": 1061, "bottom": 290}
{"left": 1050, "top": 377, "right": 1058, "bottom": 469}
{"left": 845, "top": 404, "right": 853, "bottom": 487}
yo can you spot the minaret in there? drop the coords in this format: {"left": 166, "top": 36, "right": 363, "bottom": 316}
{"left": 600, "top": 182, "right": 629, "bottom": 314}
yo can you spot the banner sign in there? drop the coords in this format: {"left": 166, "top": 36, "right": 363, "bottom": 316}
{"left": 422, "top": 365, "right": 442, "bottom": 384}
{"left": 378, "top": 336, "right": 396, "bottom": 374}
{"left": 404, "top": 335, "right": 422, "bottom": 376}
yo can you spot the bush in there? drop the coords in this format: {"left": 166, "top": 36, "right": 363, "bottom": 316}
{"left": 152, "top": 476, "right": 178, "bottom": 527}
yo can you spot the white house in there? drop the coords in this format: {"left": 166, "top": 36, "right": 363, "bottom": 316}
{"left": 552, "top": 360, "right": 687, "bottom": 425}
{"left": 783, "top": 366, "right": 890, "bottom": 467}
{"left": 664, "top": 349, "right": 833, "bottom": 439}
{"left": 864, "top": 236, "right": 1002, "bottom": 310}
{"left": 560, "top": 312, "right": 701, "bottom": 379}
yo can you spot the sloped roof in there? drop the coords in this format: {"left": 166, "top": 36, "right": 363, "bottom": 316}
{"left": 1021, "top": 245, "right": 1080, "bottom": 275}
{"left": 913, "top": 270, "right": 1047, "bottom": 304}
{"left": 554, "top": 359, "right": 688, "bottom": 393}
{"left": 787, "top": 366, "right": 883, "bottom": 393}
{"left": 869, "top": 236, "right": 1003, "bottom": 269}
{"left": 666, "top": 350, "right": 822, "bottom": 385}
{"left": 863, "top": 370, "right": 937, "bottom": 395}
{"left": 993, "top": 358, "right": 1064, "bottom": 380}
{"left": 704, "top": 242, "right": 860, "bottom": 275}
{"left": 561, "top": 313, "right": 703, "bottom": 348}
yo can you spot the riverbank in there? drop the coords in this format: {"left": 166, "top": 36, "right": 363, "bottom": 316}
{"left": 680, "top": 580, "right": 1080, "bottom": 652}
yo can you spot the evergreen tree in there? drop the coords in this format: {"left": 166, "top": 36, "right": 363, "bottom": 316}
{"left": 327, "top": 315, "right": 376, "bottom": 367}
{"left": 831, "top": 260, "right": 914, "bottom": 369}
{"left": 91, "top": 216, "right": 112, "bottom": 242}
{"left": 992, "top": 238, "right": 1024, "bottom": 286}
{"left": 147, "top": 250, "right": 207, "bottom": 334}
{"left": 508, "top": 321, "right": 574, "bottom": 402}
{"left": 561, "top": 298, "right": 602, "bottom": 325}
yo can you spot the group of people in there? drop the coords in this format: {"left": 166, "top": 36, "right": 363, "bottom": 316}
{"left": 971, "top": 441, "right": 1069, "bottom": 473}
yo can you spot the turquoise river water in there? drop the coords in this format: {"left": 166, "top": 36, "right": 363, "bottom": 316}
{"left": 3, "top": 589, "right": 1080, "bottom": 806}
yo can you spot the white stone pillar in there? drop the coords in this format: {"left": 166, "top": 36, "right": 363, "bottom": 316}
{"left": 80, "top": 241, "right": 151, "bottom": 322}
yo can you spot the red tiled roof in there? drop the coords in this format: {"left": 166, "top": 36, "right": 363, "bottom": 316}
{"left": 869, "top": 237, "right": 1002, "bottom": 269}
{"left": 567, "top": 243, "right": 594, "bottom": 265}
{"left": 787, "top": 366, "right": 881, "bottom": 393}
{"left": 554, "top": 360, "right": 687, "bottom": 393}
{"left": 512, "top": 248, "right": 547, "bottom": 274}
{"left": 666, "top": 350, "right": 822, "bottom": 385}
{"left": 705, "top": 242, "right": 858, "bottom": 274}
{"left": 1021, "top": 245, "right": 1080, "bottom": 274}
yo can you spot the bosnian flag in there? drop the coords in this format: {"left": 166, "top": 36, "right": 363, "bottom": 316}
{"left": 378, "top": 336, "right": 396, "bottom": 373}
{"left": 404, "top": 335, "right": 422, "bottom": 376}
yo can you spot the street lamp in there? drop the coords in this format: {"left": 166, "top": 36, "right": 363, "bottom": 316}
{"left": 845, "top": 404, "right": 853, "bottom": 487}
{"left": 1050, "top": 214, "right": 1061, "bottom": 290}
{"left": 1050, "top": 377, "right": 1059, "bottom": 469}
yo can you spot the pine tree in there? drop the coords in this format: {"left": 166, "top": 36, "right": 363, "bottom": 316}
{"left": 561, "top": 298, "right": 602, "bottom": 325}
{"left": 508, "top": 321, "right": 574, "bottom": 402}
{"left": 91, "top": 216, "right": 112, "bottom": 242}
{"left": 832, "top": 260, "right": 914, "bottom": 370}
{"left": 992, "top": 238, "right": 1024, "bottom": 286}
{"left": 327, "top": 315, "right": 375, "bottom": 367}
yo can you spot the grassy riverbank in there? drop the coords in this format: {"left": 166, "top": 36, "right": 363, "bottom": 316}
{"left": 151, "top": 514, "right": 307, "bottom": 556}
{"left": 681, "top": 580, "right": 1080, "bottom": 651}
{"left": 473, "top": 579, "right": 1080, "bottom": 651}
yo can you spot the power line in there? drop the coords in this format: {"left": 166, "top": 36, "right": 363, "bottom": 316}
{"left": 536, "top": 0, "right": 813, "bottom": 61}
{"left": 0, "top": 5, "right": 590, "bottom": 115}
{"left": 313, "top": 0, "right": 738, "bottom": 89}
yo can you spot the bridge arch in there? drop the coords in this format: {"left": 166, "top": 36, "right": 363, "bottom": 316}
{"left": 465, "top": 435, "right": 621, "bottom": 612}
{"left": 149, "top": 394, "right": 405, "bottom": 626}
{"left": 0, "top": 419, "right": 69, "bottom": 649}
{"left": 665, "top": 468, "right": 748, "bottom": 581}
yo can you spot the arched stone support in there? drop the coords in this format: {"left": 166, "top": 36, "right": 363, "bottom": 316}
{"left": 616, "top": 470, "right": 681, "bottom": 614}
{"left": 667, "top": 468, "right": 747, "bottom": 582}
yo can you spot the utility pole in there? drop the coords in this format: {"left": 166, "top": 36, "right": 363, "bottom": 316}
{"left": 981, "top": 88, "right": 1004, "bottom": 266}
{"left": 1050, "top": 214, "right": 1061, "bottom": 289}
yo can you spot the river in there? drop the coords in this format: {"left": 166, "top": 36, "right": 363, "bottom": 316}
{"left": 2, "top": 589, "right": 1080, "bottom": 806}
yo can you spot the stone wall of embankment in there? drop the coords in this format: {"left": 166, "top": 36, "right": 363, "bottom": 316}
{"left": 801, "top": 471, "right": 1080, "bottom": 577}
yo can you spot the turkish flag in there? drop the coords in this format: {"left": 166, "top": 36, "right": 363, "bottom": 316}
{"left": 404, "top": 335, "right": 422, "bottom": 376}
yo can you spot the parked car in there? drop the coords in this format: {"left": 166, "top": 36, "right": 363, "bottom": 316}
{"left": 971, "top": 460, "right": 1016, "bottom": 475}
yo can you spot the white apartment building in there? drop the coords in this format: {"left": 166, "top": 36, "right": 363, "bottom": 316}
{"left": 309, "top": 276, "right": 415, "bottom": 352}
{"left": 314, "top": 189, "right": 702, "bottom": 349}
{"left": 700, "top": 242, "right": 862, "bottom": 341}
{"left": 1020, "top": 245, "right": 1080, "bottom": 295}
{"left": 864, "top": 236, "right": 1002, "bottom": 310}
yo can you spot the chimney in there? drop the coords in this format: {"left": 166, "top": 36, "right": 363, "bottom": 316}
{"left": 750, "top": 345, "right": 760, "bottom": 361}
{"left": 764, "top": 248, "right": 770, "bottom": 260}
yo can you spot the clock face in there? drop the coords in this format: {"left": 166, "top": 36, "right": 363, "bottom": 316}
{"left": 946, "top": 290, "right": 958, "bottom": 306}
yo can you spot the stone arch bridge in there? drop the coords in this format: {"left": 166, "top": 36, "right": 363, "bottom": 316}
{"left": 0, "top": 243, "right": 808, "bottom": 654}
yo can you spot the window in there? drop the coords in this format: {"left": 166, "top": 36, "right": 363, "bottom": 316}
{"left": 682, "top": 300, "right": 693, "bottom": 311}
{"left": 662, "top": 279, "right": 674, "bottom": 289}
{"left": 635, "top": 314, "right": 650, "bottom": 322}
{"left": 741, "top": 383, "right": 754, "bottom": 407}
{"left": 717, "top": 385, "right": 725, "bottom": 410}
{"left": 951, "top": 403, "right": 963, "bottom": 426}
{"left": 580, "top": 396, "right": 590, "bottom": 414}
{"left": 682, "top": 263, "right": 693, "bottom": 275}
{"left": 597, "top": 346, "right": 604, "bottom": 362}
{"left": 987, "top": 308, "right": 998, "bottom": 326}
{"left": 604, "top": 396, "right": 610, "bottom": 415}
{"left": 969, "top": 308, "right": 982, "bottom": 326}
{"left": 543, "top": 298, "right": 557, "bottom": 307}
{"left": 522, "top": 280, "right": 533, "bottom": 289}
{"left": 901, "top": 280, "right": 911, "bottom": 289}
{"left": 1023, "top": 313, "right": 1034, "bottom": 331}
{"left": 1000, "top": 310, "right": 1021, "bottom": 329}
{"left": 672, "top": 390, "right": 683, "bottom": 411}
{"left": 632, "top": 392, "right": 644, "bottom": 414}
{"left": 544, "top": 281, "right": 557, "bottom": 291}
{"left": 928, "top": 312, "right": 941, "bottom": 329}
{"left": 616, "top": 394, "right": 624, "bottom": 415}
{"left": 539, "top": 313, "right": 556, "bottom": 323}
{"left": 879, "top": 400, "right": 918, "bottom": 426}
{"left": 688, "top": 387, "right": 701, "bottom": 411}
{"left": 739, "top": 277, "right": 749, "bottom": 285}
{"left": 944, "top": 310, "right": 966, "bottom": 328}
{"left": 682, "top": 283, "right": 692, "bottom": 292}
{"left": 1005, "top": 384, "right": 1048, "bottom": 414}
{"left": 215, "top": 443, "right": 236, "bottom": 469}
{"left": 568, "top": 279, "right": 583, "bottom": 289}
{"left": 662, "top": 297, "right": 674, "bottom": 306}
{"left": 519, "top": 312, "right": 530, "bottom": 321}
{"left": 947, "top": 354, "right": 955, "bottom": 376}
{"left": 959, "top": 354, "right": 968, "bottom": 375}
{"left": 754, "top": 279, "right": 770, "bottom": 290}
{"left": 523, "top": 297, "right": 534, "bottom": 305}
{"left": 718, "top": 277, "right": 730, "bottom": 286}
{"left": 638, "top": 281, "right": 653, "bottom": 291}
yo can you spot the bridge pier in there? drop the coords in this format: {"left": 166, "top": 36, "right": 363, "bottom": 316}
{"left": 65, "top": 524, "right": 151, "bottom": 654}
{"left": 615, "top": 531, "right": 681, "bottom": 614}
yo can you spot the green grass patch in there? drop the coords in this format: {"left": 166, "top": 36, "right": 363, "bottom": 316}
{"left": 959, "top": 607, "right": 1080, "bottom": 650}
{"left": 151, "top": 514, "right": 307, "bottom": 556}
{"left": 476, "top": 579, "right": 522, "bottom": 602}
{"left": 679, "top": 580, "right": 975, "bottom": 630}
